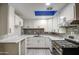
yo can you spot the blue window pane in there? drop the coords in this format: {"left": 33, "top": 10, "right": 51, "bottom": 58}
{"left": 35, "top": 11, "right": 57, "bottom": 16}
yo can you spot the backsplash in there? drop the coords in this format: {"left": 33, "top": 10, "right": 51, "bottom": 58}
{"left": 65, "top": 26, "right": 79, "bottom": 39}
{"left": 14, "top": 26, "right": 21, "bottom": 36}
{"left": 23, "top": 28, "right": 44, "bottom": 35}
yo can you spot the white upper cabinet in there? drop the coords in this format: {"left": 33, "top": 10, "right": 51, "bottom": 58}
{"left": 8, "top": 5, "right": 15, "bottom": 34}
{"left": 14, "top": 14, "right": 23, "bottom": 26}
{"left": 0, "top": 4, "right": 15, "bottom": 35}
{"left": 46, "top": 19, "right": 53, "bottom": 32}
{"left": 19, "top": 16, "right": 23, "bottom": 26}
{"left": 14, "top": 15, "right": 20, "bottom": 26}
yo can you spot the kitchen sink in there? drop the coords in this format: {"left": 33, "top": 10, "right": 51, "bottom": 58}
{"left": 33, "top": 35, "right": 43, "bottom": 37}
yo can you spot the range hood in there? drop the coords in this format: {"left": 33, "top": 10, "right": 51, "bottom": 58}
{"left": 63, "top": 3, "right": 79, "bottom": 26}
{"left": 60, "top": 4, "right": 79, "bottom": 28}
{"left": 70, "top": 20, "right": 79, "bottom": 25}
{"left": 59, "top": 20, "right": 79, "bottom": 28}
{"left": 70, "top": 3, "right": 79, "bottom": 25}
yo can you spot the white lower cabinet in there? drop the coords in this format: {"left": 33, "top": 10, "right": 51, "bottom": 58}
{"left": 38, "top": 38, "right": 46, "bottom": 48}
{"left": 27, "top": 37, "right": 51, "bottom": 48}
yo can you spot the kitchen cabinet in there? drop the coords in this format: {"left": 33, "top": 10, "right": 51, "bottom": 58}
{"left": 46, "top": 19, "right": 53, "bottom": 32}
{"left": 45, "top": 38, "right": 51, "bottom": 47}
{"left": 27, "top": 37, "right": 39, "bottom": 48}
{"left": 27, "top": 37, "right": 51, "bottom": 48}
{"left": 14, "top": 14, "right": 23, "bottom": 26}
{"left": 0, "top": 4, "right": 15, "bottom": 35}
{"left": 38, "top": 38, "right": 46, "bottom": 48}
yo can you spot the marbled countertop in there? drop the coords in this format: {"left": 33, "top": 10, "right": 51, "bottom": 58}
{"left": 25, "top": 35, "right": 65, "bottom": 40}
{"left": 0, "top": 34, "right": 64, "bottom": 43}
{"left": 0, "top": 35, "right": 27, "bottom": 43}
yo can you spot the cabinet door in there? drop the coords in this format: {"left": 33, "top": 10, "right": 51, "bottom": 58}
{"left": 39, "top": 38, "right": 45, "bottom": 48}
{"left": 4, "top": 43, "right": 19, "bottom": 55}
{"left": 32, "top": 37, "right": 38, "bottom": 47}
{"left": 46, "top": 19, "right": 53, "bottom": 32}
{"left": 19, "top": 18, "right": 23, "bottom": 26}
{"left": 31, "top": 38, "right": 38, "bottom": 47}
{"left": 14, "top": 15, "right": 20, "bottom": 26}
{"left": 45, "top": 38, "right": 51, "bottom": 48}
{"left": 27, "top": 37, "right": 38, "bottom": 47}
{"left": 8, "top": 5, "right": 15, "bottom": 34}
{"left": 14, "top": 14, "right": 23, "bottom": 26}
{"left": 21, "top": 39, "right": 25, "bottom": 55}
{"left": 36, "top": 37, "right": 46, "bottom": 48}
{"left": 27, "top": 37, "right": 33, "bottom": 47}
{"left": 27, "top": 37, "right": 51, "bottom": 48}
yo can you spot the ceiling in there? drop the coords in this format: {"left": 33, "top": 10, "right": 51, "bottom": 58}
{"left": 9, "top": 3, "right": 67, "bottom": 20}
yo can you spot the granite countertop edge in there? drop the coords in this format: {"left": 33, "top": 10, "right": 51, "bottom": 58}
{"left": 0, "top": 35, "right": 27, "bottom": 43}
{"left": 0, "top": 35, "right": 64, "bottom": 43}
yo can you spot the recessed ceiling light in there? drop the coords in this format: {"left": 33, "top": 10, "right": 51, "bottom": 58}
{"left": 46, "top": 3, "right": 51, "bottom": 6}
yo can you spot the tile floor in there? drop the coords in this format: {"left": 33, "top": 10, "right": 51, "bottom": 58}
{"left": 26, "top": 48, "right": 52, "bottom": 55}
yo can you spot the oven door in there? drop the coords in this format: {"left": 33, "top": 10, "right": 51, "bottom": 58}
{"left": 53, "top": 42, "right": 62, "bottom": 55}
{"left": 53, "top": 48, "right": 60, "bottom": 55}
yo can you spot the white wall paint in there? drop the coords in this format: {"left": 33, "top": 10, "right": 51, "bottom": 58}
{"left": 52, "top": 4, "right": 75, "bottom": 33}
{"left": 59, "top": 4, "right": 75, "bottom": 21}
{"left": 23, "top": 4, "right": 74, "bottom": 33}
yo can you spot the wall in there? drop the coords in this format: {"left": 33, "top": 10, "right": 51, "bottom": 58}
{"left": 59, "top": 4, "right": 75, "bottom": 34}
{"left": 23, "top": 4, "right": 75, "bottom": 33}
{"left": 52, "top": 4, "right": 75, "bottom": 33}
{"left": 59, "top": 4, "right": 75, "bottom": 21}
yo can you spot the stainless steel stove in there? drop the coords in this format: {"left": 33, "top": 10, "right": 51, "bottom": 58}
{"left": 54, "top": 40, "right": 78, "bottom": 48}
{"left": 52, "top": 40, "right": 79, "bottom": 55}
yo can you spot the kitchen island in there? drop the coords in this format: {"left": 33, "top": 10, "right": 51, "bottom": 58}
{"left": 25, "top": 35, "right": 65, "bottom": 54}
{"left": 0, "top": 34, "right": 65, "bottom": 55}
{"left": 0, "top": 35, "right": 26, "bottom": 55}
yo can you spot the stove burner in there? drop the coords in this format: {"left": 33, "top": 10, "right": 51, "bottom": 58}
{"left": 54, "top": 40, "right": 78, "bottom": 48}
